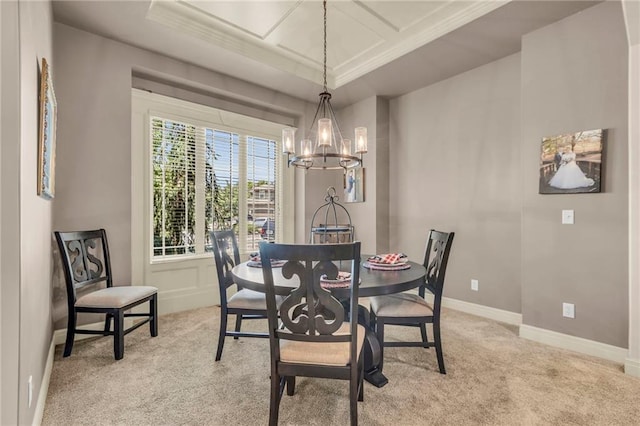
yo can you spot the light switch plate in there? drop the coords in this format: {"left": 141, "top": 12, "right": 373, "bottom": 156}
{"left": 563, "top": 303, "right": 575, "bottom": 318}
{"left": 562, "top": 210, "right": 574, "bottom": 224}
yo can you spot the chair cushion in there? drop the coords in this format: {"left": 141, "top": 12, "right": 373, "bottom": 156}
{"left": 228, "top": 289, "right": 284, "bottom": 310}
{"left": 370, "top": 293, "right": 433, "bottom": 317}
{"left": 280, "top": 323, "right": 365, "bottom": 366}
{"left": 75, "top": 286, "right": 157, "bottom": 309}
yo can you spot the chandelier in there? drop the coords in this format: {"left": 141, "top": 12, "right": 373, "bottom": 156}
{"left": 282, "top": 0, "right": 367, "bottom": 171}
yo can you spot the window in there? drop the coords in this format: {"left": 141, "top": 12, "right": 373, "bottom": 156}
{"left": 141, "top": 92, "right": 287, "bottom": 259}
{"left": 151, "top": 118, "right": 198, "bottom": 256}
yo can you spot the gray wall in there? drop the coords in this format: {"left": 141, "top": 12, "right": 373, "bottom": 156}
{"left": 375, "top": 98, "right": 390, "bottom": 253}
{"left": 1, "top": 3, "right": 22, "bottom": 424}
{"left": 390, "top": 52, "right": 522, "bottom": 313}
{"left": 389, "top": 1, "right": 629, "bottom": 347}
{"left": 52, "top": 23, "right": 313, "bottom": 325}
{"left": 1, "top": 1, "right": 54, "bottom": 424}
{"left": 520, "top": 2, "right": 628, "bottom": 347}
{"left": 19, "top": 2, "right": 56, "bottom": 421}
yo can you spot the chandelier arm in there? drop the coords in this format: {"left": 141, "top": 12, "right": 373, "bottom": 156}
{"left": 326, "top": 99, "right": 344, "bottom": 144}
{"left": 291, "top": 153, "right": 360, "bottom": 170}
{"left": 307, "top": 96, "right": 325, "bottom": 135}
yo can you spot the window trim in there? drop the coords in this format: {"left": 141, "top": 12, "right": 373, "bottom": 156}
{"left": 132, "top": 89, "right": 294, "bottom": 266}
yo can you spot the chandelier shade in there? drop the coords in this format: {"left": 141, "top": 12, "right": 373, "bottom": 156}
{"left": 283, "top": 0, "right": 367, "bottom": 171}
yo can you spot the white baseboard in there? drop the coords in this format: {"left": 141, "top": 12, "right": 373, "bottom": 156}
{"left": 33, "top": 339, "right": 55, "bottom": 426}
{"left": 53, "top": 319, "right": 134, "bottom": 346}
{"left": 625, "top": 357, "right": 640, "bottom": 377}
{"left": 440, "top": 296, "right": 522, "bottom": 326}
{"left": 519, "top": 324, "right": 628, "bottom": 364}
{"left": 157, "top": 288, "right": 216, "bottom": 316}
{"left": 411, "top": 289, "right": 522, "bottom": 326}
{"left": 408, "top": 290, "right": 630, "bottom": 367}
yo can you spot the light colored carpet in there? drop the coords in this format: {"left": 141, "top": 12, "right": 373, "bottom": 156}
{"left": 42, "top": 305, "right": 640, "bottom": 425}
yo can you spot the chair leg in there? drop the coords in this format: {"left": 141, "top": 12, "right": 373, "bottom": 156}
{"left": 234, "top": 314, "right": 242, "bottom": 340}
{"left": 114, "top": 311, "right": 125, "bottom": 360}
{"left": 286, "top": 376, "right": 295, "bottom": 396}
{"left": 376, "top": 318, "right": 385, "bottom": 372}
{"left": 350, "top": 363, "right": 358, "bottom": 426}
{"left": 357, "top": 355, "right": 364, "bottom": 402}
{"left": 269, "top": 374, "right": 282, "bottom": 426}
{"left": 150, "top": 294, "right": 158, "bottom": 337}
{"left": 433, "top": 320, "right": 446, "bottom": 374}
{"left": 215, "top": 308, "right": 228, "bottom": 361}
{"left": 103, "top": 314, "right": 112, "bottom": 335}
{"left": 63, "top": 312, "right": 77, "bottom": 357}
{"left": 420, "top": 323, "right": 429, "bottom": 347}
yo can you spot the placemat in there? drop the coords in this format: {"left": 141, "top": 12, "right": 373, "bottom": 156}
{"left": 247, "top": 260, "right": 287, "bottom": 268}
{"left": 367, "top": 253, "right": 408, "bottom": 265}
{"left": 320, "top": 271, "right": 350, "bottom": 288}
{"left": 320, "top": 272, "right": 361, "bottom": 289}
{"left": 363, "top": 261, "right": 411, "bottom": 271}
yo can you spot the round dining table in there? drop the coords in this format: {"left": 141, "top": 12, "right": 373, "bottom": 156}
{"left": 231, "top": 258, "right": 427, "bottom": 387}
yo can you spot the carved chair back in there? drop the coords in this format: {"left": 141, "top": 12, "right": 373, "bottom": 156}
{"left": 259, "top": 242, "right": 361, "bottom": 358}
{"left": 55, "top": 229, "right": 113, "bottom": 305}
{"left": 420, "top": 230, "right": 455, "bottom": 310}
{"left": 210, "top": 230, "right": 241, "bottom": 305}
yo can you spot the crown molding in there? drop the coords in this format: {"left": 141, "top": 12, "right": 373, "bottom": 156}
{"left": 147, "top": 0, "right": 330, "bottom": 87}
{"left": 147, "top": 0, "right": 509, "bottom": 90}
{"left": 334, "top": 1, "right": 509, "bottom": 87}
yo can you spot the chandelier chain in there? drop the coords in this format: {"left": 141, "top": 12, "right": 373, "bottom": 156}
{"left": 283, "top": 0, "right": 366, "bottom": 170}
{"left": 323, "top": 0, "right": 327, "bottom": 92}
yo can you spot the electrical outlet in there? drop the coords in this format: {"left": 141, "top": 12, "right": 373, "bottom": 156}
{"left": 28, "top": 375, "right": 33, "bottom": 408}
{"left": 471, "top": 279, "right": 479, "bottom": 291}
{"left": 562, "top": 303, "right": 575, "bottom": 319}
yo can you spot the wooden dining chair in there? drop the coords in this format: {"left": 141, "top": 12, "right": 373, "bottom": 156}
{"left": 55, "top": 229, "right": 158, "bottom": 360}
{"left": 210, "top": 230, "right": 276, "bottom": 361}
{"left": 369, "top": 230, "right": 454, "bottom": 374}
{"left": 259, "top": 241, "right": 365, "bottom": 426}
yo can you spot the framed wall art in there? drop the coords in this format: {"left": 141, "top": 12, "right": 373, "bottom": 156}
{"left": 539, "top": 129, "right": 605, "bottom": 194}
{"left": 38, "top": 57, "right": 57, "bottom": 199}
{"left": 344, "top": 167, "right": 364, "bottom": 203}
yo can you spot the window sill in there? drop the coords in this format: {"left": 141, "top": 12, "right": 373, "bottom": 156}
{"left": 150, "top": 253, "right": 212, "bottom": 265}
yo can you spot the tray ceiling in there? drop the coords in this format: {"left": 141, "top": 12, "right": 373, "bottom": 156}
{"left": 146, "top": 0, "right": 507, "bottom": 89}
{"left": 52, "top": 1, "right": 601, "bottom": 106}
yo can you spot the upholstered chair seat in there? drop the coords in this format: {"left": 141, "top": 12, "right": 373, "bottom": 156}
{"left": 280, "top": 324, "right": 366, "bottom": 366}
{"left": 227, "top": 288, "right": 284, "bottom": 311}
{"left": 75, "top": 286, "right": 158, "bottom": 309}
{"left": 369, "top": 293, "right": 433, "bottom": 318}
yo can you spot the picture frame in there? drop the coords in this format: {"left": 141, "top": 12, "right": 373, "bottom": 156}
{"left": 538, "top": 129, "right": 605, "bottom": 194}
{"left": 344, "top": 167, "right": 365, "bottom": 203}
{"left": 37, "top": 57, "right": 57, "bottom": 199}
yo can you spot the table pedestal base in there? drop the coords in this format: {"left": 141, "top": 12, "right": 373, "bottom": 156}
{"left": 364, "top": 368, "right": 389, "bottom": 388}
{"left": 358, "top": 306, "right": 388, "bottom": 387}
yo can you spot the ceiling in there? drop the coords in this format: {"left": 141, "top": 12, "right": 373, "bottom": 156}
{"left": 52, "top": 0, "right": 600, "bottom": 107}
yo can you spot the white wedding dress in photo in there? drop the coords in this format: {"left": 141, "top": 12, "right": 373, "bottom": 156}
{"left": 549, "top": 152, "right": 594, "bottom": 189}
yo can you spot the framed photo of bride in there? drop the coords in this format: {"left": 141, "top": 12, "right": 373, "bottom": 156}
{"left": 538, "top": 128, "right": 605, "bottom": 194}
{"left": 37, "top": 57, "right": 57, "bottom": 199}
{"left": 344, "top": 168, "right": 364, "bottom": 203}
